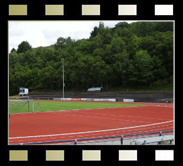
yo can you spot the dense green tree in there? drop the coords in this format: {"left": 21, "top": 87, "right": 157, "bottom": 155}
{"left": 9, "top": 51, "right": 19, "bottom": 68}
{"left": 9, "top": 21, "right": 173, "bottom": 95}
{"left": 155, "top": 22, "right": 173, "bottom": 32}
{"left": 111, "top": 37, "right": 125, "bottom": 54}
{"left": 90, "top": 22, "right": 105, "bottom": 38}
{"left": 113, "top": 49, "right": 130, "bottom": 86}
{"left": 10, "top": 48, "right": 16, "bottom": 53}
{"left": 55, "top": 37, "right": 73, "bottom": 50}
{"left": 17, "top": 41, "right": 32, "bottom": 53}
{"left": 130, "top": 22, "right": 156, "bottom": 37}
{"left": 129, "top": 50, "right": 154, "bottom": 85}
{"left": 154, "top": 31, "right": 173, "bottom": 76}
{"left": 126, "top": 34, "right": 140, "bottom": 58}
{"left": 90, "top": 34, "right": 103, "bottom": 50}
{"left": 114, "top": 22, "right": 129, "bottom": 29}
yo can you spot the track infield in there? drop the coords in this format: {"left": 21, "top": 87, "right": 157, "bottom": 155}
{"left": 9, "top": 101, "right": 173, "bottom": 145}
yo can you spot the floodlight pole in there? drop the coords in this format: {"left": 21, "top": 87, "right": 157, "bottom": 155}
{"left": 61, "top": 58, "right": 64, "bottom": 99}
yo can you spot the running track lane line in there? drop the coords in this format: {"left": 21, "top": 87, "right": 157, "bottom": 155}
{"left": 9, "top": 120, "right": 173, "bottom": 140}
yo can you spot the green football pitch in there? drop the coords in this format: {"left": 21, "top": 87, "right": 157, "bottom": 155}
{"left": 9, "top": 100, "right": 143, "bottom": 114}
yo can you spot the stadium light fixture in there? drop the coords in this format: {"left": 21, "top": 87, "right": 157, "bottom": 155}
{"left": 61, "top": 58, "right": 64, "bottom": 99}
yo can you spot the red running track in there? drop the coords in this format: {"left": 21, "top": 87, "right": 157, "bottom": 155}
{"left": 9, "top": 102, "right": 174, "bottom": 144}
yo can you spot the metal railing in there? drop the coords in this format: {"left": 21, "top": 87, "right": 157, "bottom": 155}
{"left": 11, "top": 130, "right": 173, "bottom": 145}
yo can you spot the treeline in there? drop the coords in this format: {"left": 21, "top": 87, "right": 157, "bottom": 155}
{"left": 9, "top": 22, "right": 173, "bottom": 95}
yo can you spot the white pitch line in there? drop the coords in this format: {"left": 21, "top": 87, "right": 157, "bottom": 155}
{"left": 9, "top": 120, "right": 173, "bottom": 140}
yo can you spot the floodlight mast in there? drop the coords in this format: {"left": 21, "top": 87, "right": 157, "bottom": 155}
{"left": 61, "top": 58, "right": 64, "bottom": 99}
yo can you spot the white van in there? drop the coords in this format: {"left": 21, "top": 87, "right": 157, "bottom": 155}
{"left": 19, "top": 87, "right": 29, "bottom": 96}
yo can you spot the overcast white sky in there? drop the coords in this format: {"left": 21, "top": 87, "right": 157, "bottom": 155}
{"left": 9, "top": 21, "right": 135, "bottom": 52}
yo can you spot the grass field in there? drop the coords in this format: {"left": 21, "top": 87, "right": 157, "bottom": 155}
{"left": 9, "top": 100, "right": 143, "bottom": 114}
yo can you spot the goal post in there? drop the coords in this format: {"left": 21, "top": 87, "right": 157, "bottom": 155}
{"left": 9, "top": 97, "right": 39, "bottom": 114}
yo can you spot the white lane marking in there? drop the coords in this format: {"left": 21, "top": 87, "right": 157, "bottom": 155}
{"left": 9, "top": 120, "right": 173, "bottom": 140}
